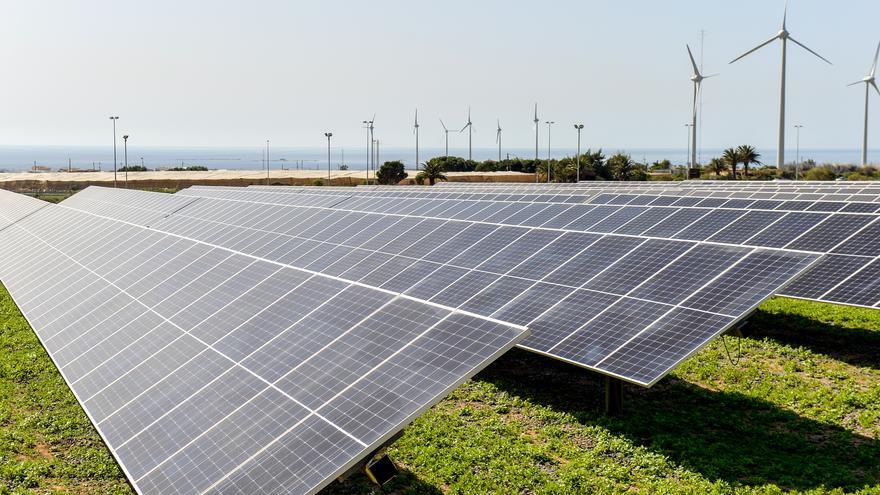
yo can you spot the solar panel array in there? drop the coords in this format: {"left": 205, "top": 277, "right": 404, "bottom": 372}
{"left": 0, "top": 190, "right": 526, "bottom": 495}
{"left": 234, "top": 184, "right": 880, "bottom": 309}
{"left": 61, "top": 186, "right": 819, "bottom": 387}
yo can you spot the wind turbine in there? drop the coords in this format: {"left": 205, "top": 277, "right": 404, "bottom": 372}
{"left": 729, "top": 0, "right": 831, "bottom": 169}
{"left": 414, "top": 109, "right": 420, "bottom": 170}
{"left": 496, "top": 118, "right": 502, "bottom": 162}
{"left": 848, "top": 40, "right": 880, "bottom": 166}
{"left": 460, "top": 107, "right": 473, "bottom": 160}
{"left": 687, "top": 44, "right": 717, "bottom": 170}
{"left": 533, "top": 103, "right": 539, "bottom": 183}
{"left": 439, "top": 118, "right": 453, "bottom": 157}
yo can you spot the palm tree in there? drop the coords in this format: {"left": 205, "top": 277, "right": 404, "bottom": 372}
{"left": 708, "top": 157, "right": 727, "bottom": 178}
{"left": 736, "top": 145, "right": 762, "bottom": 179}
{"left": 415, "top": 161, "right": 447, "bottom": 185}
{"left": 722, "top": 148, "right": 739, "bottom": 180}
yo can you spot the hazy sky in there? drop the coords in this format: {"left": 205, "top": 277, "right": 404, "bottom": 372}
{"left": 2, "top": 0, "right": 879, "bottom": 152}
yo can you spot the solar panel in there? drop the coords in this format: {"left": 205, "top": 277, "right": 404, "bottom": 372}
{"left": 0, "top": 195, "right": 527, "bottom": 495}
{"left": 194, "top": 185, "right": 880, "bottom": 309}
{"left": 63, "top": 187, "right": 820, "bottom": 387}
{"left": 0, "top": 188, "right": 49, "bottom": 228}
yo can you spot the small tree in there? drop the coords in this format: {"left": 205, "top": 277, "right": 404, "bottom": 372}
{"left": 415, "top": 161, "right": 447, "bottom": 185}
{"left": 376, "top": 160, "right": 407, "bottom": 185}
{"left": 722, "top": 148, "right": 739, "bottom": 180}
{"left": 579, "top": 149, "right": 608, "bottom": 180}
{"left": 736, "top": 145, "right": 762, "bottom": 179}
{"left": 607, "top": 153, "right": 641, "bottom": 181}
{"left": 707, "top": 157, "right": 727, "bottom": 178}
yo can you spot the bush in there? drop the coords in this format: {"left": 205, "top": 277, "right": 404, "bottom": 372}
{"left": 118, "top": 165, "right": 148, "bottom": 172}
{"left": 803, "top": 166, "right": 837, "bottom": 181}
{"left": 376, "top": 161, "right": 408, "bottom": 185}
{"left": 425, "top": 156, "right": 478, "bottom": 172}
{"left": 312, "top": 178, "right": 325, "bottom": 186}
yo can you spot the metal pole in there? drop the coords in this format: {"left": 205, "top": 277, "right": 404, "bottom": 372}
{"left": 691, "top": 83, "right": 698, "bottom": 170}
{"left": 325, "top": 133, "right": 332, "bottom": 181}
{"left": 266, "top": 140, "right": 269, "bottom": 185}
{"left": 369, "top": 124, "right": 374, "bottom": 184}
{"left": 605, "top": 376, "right": 623, "bottom": 415}
{"left": 110, "top": 116, "right": 118, "bottom": 187}
{"left": 415, "top": 111, "right": 419, "bottom": 171}
{"left": 685, "top": 124, "right": 691, "bottom": 169}
{"left": 794, "top": 124, "right": 803, "bottom": 180}
{"left": 534, "top": 107, "right": 539, "bottom": 183}
{"left": 576, "top": 129, "right": 581, "bottom": 183}
{"left": 863, "top": 83, "right": 870, "bottom": 166}
{"left": 545, "top": 121, "right": 554, "bottom": 183}
{"left": 123, "top": 135, "right": 129, "bottom": 188}
{"left": 777, "top": 38, "right": 787, "bottom": 169}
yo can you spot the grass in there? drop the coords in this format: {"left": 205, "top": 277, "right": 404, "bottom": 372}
{"left": 1, "top": 287, "right": 879, "bottom": 494}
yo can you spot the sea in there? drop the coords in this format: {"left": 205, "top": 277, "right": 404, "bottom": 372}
{"left": 0, "top": 145, "right": 872, "bottom": 172}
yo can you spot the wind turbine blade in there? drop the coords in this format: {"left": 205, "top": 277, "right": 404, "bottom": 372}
{"left": 788, "top": 36, "right": 832, "bottom": 65}
{"left": 371, "top": 113, "right": 376, "bottom": 124}
{"left": 703, "top": 73, "right": 720, "bottom": 78}
{"left": 686, "top": 44, "right": 700, "bottom": 76}
{"left": 439, "top": 119, "right": 447, "bottom": 131}
{"left": 729, "top": 35, "right": 778, "bottom": 64}
{"left": 782, "top": 0, "right": 788, "bottom": 29}
{"left": 848, "top": 80, "right": 865, "bottom": 87}
{"left": 873, "top": 80, "right": 880, "bottom": 97}
{"left": 534, "top": 103, "right": 538, "bottom": 120}
{"left": 460, "top": 123, "right": 469, "bottom": 132}
{"left": 872, "top": 40, "right": 880, "bottom": 77}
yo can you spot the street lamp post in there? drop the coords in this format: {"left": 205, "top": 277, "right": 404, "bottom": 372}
{"left": 109, "top": 116, "right": 119, "bottom": 187}
{"left": 324, "top": 132, "right": 333, "bottom": 181}
{"left": 122, "top": 135, "right": 129, "bottom": 188}
{"left": 794, "top": 124, "right": 803, "bottom": 181}
{"left": 363, "top": 120, "right": 372, "bottom": 185}
{"left": 545, "top": 121, "right": 555, "bottom": 183}
{"left": 574, "top": 124, "right": 584, "bottom": 183}
{"left": 684, "top": 123, "right": 693, "bottom": 178}
{"left": 266, "top": 140, "right": 270, "bottom": 185}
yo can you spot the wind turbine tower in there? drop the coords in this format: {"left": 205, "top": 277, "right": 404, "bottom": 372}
{"left": 414, "top": 109, "right": 420, "bottom": 170}
{"left": 440, "top": 119, "right": 452, "bottom": 157}
{"left": 848, "top": 41, "right": 880, "bottom": 166}
{"left": 460, "top": 107, "right": 473, "bottom": 160}
{"left": 533, "top": 103, "right": 539, "bottom": 162}
{"left": 496, "top": 119, "right": 502, "bottom": 161}
{"left": 687, "top": 44, "right": 716, "bottom": 169}
{"left": 729, "top": 0, "right": 831, "bottom": 168}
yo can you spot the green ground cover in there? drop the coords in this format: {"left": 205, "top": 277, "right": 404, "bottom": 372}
{"left": 1, "top": 285, "right": 878, "bottom": 494}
